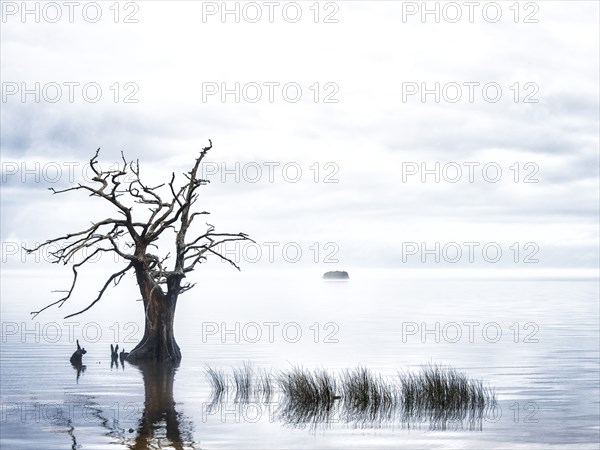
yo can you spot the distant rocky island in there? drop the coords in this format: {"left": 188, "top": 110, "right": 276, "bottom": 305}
{"left": 323, "top": 270, "right": 349, "bottom": 279}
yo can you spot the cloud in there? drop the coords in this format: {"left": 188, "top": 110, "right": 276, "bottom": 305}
{"left": 1, "top": 1, "right": 598, "bottom": 271}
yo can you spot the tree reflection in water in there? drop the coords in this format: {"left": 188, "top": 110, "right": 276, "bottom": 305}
{"left": 71, "top": 361, "right": 86, "bottom": 383}
{"left": 57, "top": 361, "right": 198, "bottom": 449}
{"left": 128, "top": 360, "right": 197, "bottom": 449}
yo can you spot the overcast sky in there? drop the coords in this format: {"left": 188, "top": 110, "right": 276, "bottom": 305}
{"left": 1, "top": 1, "right": 598, "bottom": 276}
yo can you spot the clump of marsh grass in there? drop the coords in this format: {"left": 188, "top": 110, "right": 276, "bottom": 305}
{"left": 277, "top": 366, "right": 338, "bottom": 405}
{"left": 204, "top": 365, "right": 228, "bottom": 405}
{"left": 398, "top": 364, "right": 495, "bottom": 426}
{"left": 276, "top": 366, "right": 339, "bottom": 425}
{"left": 254, "top": 367, "right": 274, "bottom": 402}
{"left": 341, "top": 366, "right": 398, "bottom": 423}
{"left": 233, "top": 361, "right": 253, "bottom": 402}
{"left": 205, "top": 366, "right": 227, "bottom": 393}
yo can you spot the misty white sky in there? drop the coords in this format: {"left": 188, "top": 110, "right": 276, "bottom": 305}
{"left": 1, "top": 1, "right": 599, "bottom": 275}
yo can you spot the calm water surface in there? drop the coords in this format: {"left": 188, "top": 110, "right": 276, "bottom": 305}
{"left": 1, "top": 270, "right": 598, "bottom": 449}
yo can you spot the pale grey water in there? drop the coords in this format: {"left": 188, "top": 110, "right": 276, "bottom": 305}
{"left": 1, "top": 269, "right": 598, "bottom": 449}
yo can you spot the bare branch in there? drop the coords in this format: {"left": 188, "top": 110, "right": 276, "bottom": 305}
{"left": 178, "top": 282, "right": 197, "bottom": 295}
{"left": 30, "top": 246, "right": 121, "bottom": 318}
{"left": 204, "top": 247, "right": 242, "bottom": 271}
{"left": 63, "top": 263, "right": 134, "bottom": 319}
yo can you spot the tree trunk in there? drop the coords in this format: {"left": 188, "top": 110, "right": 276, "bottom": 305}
{"left": 127, "top": 265, "right": 182, "bottom": 362}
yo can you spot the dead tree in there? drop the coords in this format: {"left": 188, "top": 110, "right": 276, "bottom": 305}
{"left": 26, "top": 141, "right": 251, "bottom": 362}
